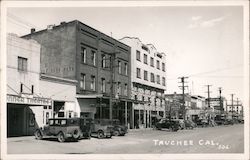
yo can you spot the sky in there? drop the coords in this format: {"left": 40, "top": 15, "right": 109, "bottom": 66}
{"left": 6, "top": 5, "right": 246, "bottom": 106}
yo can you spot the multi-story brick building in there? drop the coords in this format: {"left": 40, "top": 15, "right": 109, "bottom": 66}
{"left": 22, "top": 20, "right": 132, "bottom": 126}
{"left": 119, "top": 37, "right": 166, "bottom": 129}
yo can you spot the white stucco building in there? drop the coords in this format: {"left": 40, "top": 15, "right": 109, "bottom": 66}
{"left": 120, "top": 37, "right": 167, "bottom": 129}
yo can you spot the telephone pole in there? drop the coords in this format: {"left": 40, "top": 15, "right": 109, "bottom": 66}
{"left": 231, "top": 94, "right": 235, "bottom": 114}
{"left": 205, "top": 85, "right": 212, "bottom": 108}
{"left": 106, "top": 51, "right": 120, "bottom": 120}
{"left": 178, "top": 76, "right": 188, "bottom": 120}
{"left": 218, "top": 87, "right": 223, "bottom": 116}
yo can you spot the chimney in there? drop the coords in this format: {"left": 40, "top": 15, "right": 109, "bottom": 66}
{"left": 31, "top": 28, "right": 36, "bottom": 34}
{"left": 60, "top": 21, "right": 66, "bottom": 25}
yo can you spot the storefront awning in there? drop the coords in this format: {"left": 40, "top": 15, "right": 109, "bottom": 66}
{"left": 76, "top": 94, "right": 103, "bottom": 99}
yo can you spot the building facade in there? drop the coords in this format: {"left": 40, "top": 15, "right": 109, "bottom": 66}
{"left": 6, "top": 33, "right": 78, "bottom": 137}
{"left": 7, "top": 33, "right": 51, "bottom": 137}
{"left": 22, "top": 20, "right": 132, "bottom": 126}
{"left": 119, "top": 37, "right": 166, "bottom": 129}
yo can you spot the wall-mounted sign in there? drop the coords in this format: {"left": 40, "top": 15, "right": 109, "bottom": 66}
{"left": 7, "top": 94, "right": 52, "bottom": 106}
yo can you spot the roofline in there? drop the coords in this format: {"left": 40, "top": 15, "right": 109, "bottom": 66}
{"left": 21, "top": 20, "right": 130, "bottom": 49}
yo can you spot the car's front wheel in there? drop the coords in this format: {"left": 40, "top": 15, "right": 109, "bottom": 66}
{"left": 58, "top": 132, "right": 66, "bottom": 142}
{"left": 34, "top": 130, "right": 43, "bottom": 140}
{"left": 97, "top": 130, "right": 105, "bottom": 139}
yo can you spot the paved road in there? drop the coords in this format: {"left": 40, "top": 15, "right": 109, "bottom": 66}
{"left": 7, "top": 124, "right": 244, "bottom": 154}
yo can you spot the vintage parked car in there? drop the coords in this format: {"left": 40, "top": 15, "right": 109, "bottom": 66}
{"left": 195, "top": 119, "right": 209, "bottom": 127}
{"left": 224, "top": 119, "right": 234, "bottom": 125}
{"left": 91, "top": 119, "right": 113, "bottom": 139}
{"left": 34, "top": 118, "right": 81, "bottom": 142}
{"left": 155, "top": 118, "right": 179, "bottom": 131}
{"left": 78, "top": 118, "right": 93, "bottom": 139}
{"left": 176, "top": 119, "right": 185, "bottom": 130}
{"left": 112, "top": 119, "right": 128, "bottom": 136}
{"left": 184, "top": 119, "right": 196, "bottom": 129}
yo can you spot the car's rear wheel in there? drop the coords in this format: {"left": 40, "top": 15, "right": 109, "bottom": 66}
{"left": 97, "top": 130, "right": 105, "bottom": 139}
{"left": 72, "top": 129, "right": 80, "bottom": 139}
{"left": 34, "top": 130, "right": 43, "bottom": 140}
{"left": 58, "top": 132, "right": 65, "bottom": 142}
{"left": 113, "top": 130, "right": 119, "bottom": 136}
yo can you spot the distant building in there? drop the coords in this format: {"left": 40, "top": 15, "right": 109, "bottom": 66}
{"left": 22, "top": 20, "right": 132, "bottom": 126}
{"left": 120, "top": 37, "right": 166, "bottom": 129}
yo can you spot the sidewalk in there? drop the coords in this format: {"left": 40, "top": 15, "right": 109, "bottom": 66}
{"left": 128, "top": 128, "right": 153, "bottom": 132}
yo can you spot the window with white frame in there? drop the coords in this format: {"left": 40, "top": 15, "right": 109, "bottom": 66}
{"left": 18, "top": 56, "right": 27, "bottom": 72}
{"left": 124, "top": 63, "right": 128, "bottom": 76}
{"left": 143, "top": 54, "right": 148, "bottom": 64}
{"left": 150, "top": 57, "right": 154, "bottom": 67}
{"left": 91, "top": 50, "right": 96, "bottom": 66}
{"left": 118, "top": 60, "right": 122, "bottom": 74}
{"left": 117, "top": 82, "right": 121, "bottom": 95}
{"left": 90, "top": 75, "right": 96, "bottom": 91}
{"left": 156, "top": 60, "right": 160, "bottom": 69}
{"left": 136, "top": 68, "right": 141, "bottom": 79}
{"left": 124, "top": 83, "right": 128, "bottom": 96}
{"left": 150, "top": 73, "right": 155, "bottom": 82}
{"left": 81, "top": 47, "right": 86, "bottom": 63}
{"left": 101, "top": 78, "right": 106, "bottom": 93}
{"left": 136, "top": 50, "right": 141, "bottom": 61}
{"left": 101, "top": 54, "right": 106, "bottom": 68}
{"left": 162, "top": 62, "right": 165, "bottom": 72}
{"left": 157, "top": 75, "right": 160, "bottom": 84}
{"left": 80, "top": 73, "right": 86, "bottom": 89}
{"left": 162, "top": 77, "right": 166, "bottom": 86}
{"left": 144, "top": 70, "right": 148, "bottom": 81}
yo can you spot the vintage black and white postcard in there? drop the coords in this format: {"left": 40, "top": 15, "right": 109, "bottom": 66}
{"left": 0, "top": 0, "right": 249, "bottom": 160}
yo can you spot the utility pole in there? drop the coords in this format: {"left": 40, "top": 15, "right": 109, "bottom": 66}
{"left": 218, "top": 87, "right": 223, "bottom": 116}
{"left": 231, "top": 94, "right": 235, "bottom": 114}
{"left": 106, "top": 52, "right": 120, "bottom": 120}
{"left": 205, "top": 85, "right": 212, "bottom": 108}
{"left": 178, "top": 77, "right": 188, "bottom": 120}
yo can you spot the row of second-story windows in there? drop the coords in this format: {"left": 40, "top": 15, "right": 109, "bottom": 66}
{"left": 101, "top": 54, "right": 128, "bottom": 76}
{"left": 82, "top": 47, "right": 128, "bottom": 76}
{"left": 18, "top": 56, "right": 28, "bottom": 72}
{"left": 136, "top": 50, "right": 165, "bottom": 72}
{"left": 80, "top": 73, "right": 128, "bottom": 96}
{"left": 136, "top": 68, "right": 166, "bottom": 86}
{"left": 80, "top": 74, "right": 96, "bottom": 91}
{"left": 81, "top": 46, "right": 96, "bottom": 66}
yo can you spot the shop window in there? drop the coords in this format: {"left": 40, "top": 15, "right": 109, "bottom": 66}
{"left": 58, "top": 112, "right": 65, "bottom": 117}
{"left": 18, "top": 56, "right": 27, "bottom": 72}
